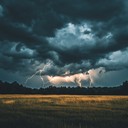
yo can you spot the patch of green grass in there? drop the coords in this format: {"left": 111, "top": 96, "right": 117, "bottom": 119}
{"left": 0, "top": 95, "right": 128, "bottom": 128}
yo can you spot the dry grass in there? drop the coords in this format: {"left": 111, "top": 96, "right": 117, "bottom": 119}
{"left": 0, "top": 95, "right": 128, "bottom": 106}
{"left": 0, "top": 95, "right": 128, "bottom": 128}
{"left": 2, "top": 99, "right": 15, "bottom": 104}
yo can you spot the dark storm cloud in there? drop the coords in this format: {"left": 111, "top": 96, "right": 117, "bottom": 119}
{"left": 0, "top": 0, "right": 128, "bottom": 78}
{"left": 1, "top": 0, "right": 65, "bottom": 36}
{"left": 53, "top": 0, "right": 123, "bottom": 21}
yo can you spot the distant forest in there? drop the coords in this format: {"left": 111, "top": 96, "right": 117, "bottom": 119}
{"left": 0, "top": 80, "right": 128, "bottom": 95}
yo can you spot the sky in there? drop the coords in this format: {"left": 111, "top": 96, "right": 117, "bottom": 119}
{"left": 0, "top": 0, "right": 128, "bottom": 88}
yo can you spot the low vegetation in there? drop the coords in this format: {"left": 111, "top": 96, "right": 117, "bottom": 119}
{"left": 0, "top": 80, "right": 128, "bottom": 95}
{"left": 0, "top": 95, "right": 128, "bottom": 128}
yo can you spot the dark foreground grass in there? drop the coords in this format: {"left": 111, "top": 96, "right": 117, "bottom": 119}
{"left": 0, "top": 95, "right": 128, "bottom": 128}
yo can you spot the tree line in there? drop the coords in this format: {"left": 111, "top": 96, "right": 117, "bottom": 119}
{"left": 0, "top": 80, "right": 128, "bottom": 95}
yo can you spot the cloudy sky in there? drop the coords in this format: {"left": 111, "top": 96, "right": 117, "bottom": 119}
{"left": 0, "top": 0, "right": 128, "bottom": 88}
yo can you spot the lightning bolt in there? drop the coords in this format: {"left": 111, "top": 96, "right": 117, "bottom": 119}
{"left": 76, "top": 73, "right": 82, "bottom": 87}
{"left": 86, "top": 72, "right": 93, "bottom": 88}
{"left": 88, "top": 74, "right": 93, "bottom": 88}
{"left": 24, "top": 70, "right": 40, "bottom": 85}
{"left": 24, "top": 61, "right": 52, "bottom": 86}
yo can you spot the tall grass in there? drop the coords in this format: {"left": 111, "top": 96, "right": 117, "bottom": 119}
{"left": 0, "top": 95, "right": 128, "bottom": 128}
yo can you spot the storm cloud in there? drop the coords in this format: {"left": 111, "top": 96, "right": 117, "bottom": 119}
{"left": 0, "top": 0, "right": 128, "bottom": 87}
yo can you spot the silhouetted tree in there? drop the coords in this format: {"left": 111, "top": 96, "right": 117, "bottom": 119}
{"left": 0, "top": 80, "right": 128, "bottom": 95}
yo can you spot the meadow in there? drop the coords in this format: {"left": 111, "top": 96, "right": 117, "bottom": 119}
{"left": 0, "top": 95, "right": 128, "bottom": 128}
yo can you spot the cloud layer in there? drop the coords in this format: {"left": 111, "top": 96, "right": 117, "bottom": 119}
{"left": 0, "top": 0, "right": 128, "bottom": 87}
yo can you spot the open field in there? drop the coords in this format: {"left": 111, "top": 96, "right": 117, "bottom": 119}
{"left": 0, "top": 95, "right": 128, "bottom": 128}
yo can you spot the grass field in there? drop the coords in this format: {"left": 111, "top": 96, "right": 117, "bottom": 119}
{"left": 0, "top": 95, "right": 128, "bottom": 128}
